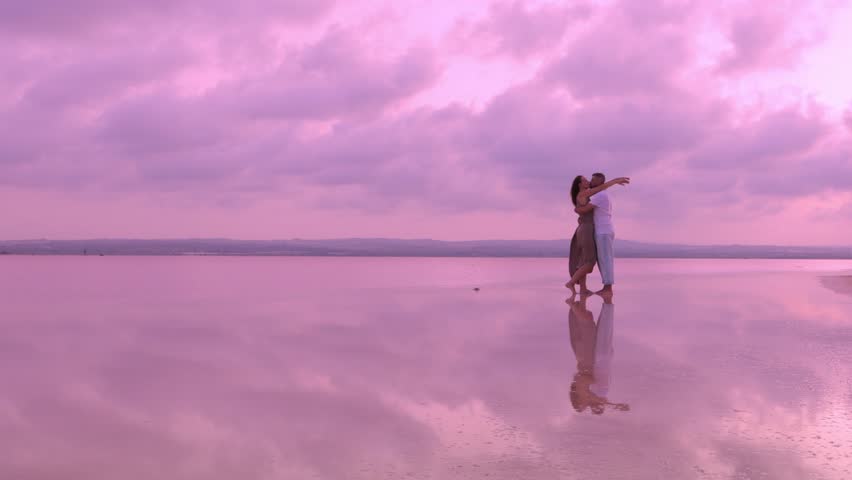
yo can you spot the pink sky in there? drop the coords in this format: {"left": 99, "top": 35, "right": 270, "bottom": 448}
{"left": 1, "top": 0, "right": 851, "bottom": 245}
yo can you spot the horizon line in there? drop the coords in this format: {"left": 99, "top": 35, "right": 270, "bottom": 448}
{"left": 1, "top": 237, "right": 850, "bottom": 249}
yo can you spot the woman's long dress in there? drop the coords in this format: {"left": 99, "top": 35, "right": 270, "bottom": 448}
{"left": 569, "top": 208, "right": 597, "bottom": 277}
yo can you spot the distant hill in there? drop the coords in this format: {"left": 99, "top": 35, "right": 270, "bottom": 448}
{"left": 1, "top": 238, "right": 851, "bottom": 259}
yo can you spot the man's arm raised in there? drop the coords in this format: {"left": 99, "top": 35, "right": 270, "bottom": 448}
{"left": 577, "top": 177, "right": 630, "bottom": 202}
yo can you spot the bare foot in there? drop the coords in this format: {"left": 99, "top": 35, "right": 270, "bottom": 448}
{"left": 595, "top": 288, "right": 613, "bottom": 299}
{"left": 579, "top": 288, "right": 594, "bottom": 296}
{"left": 565, "top": 281, "right": 576, "bottom": 294}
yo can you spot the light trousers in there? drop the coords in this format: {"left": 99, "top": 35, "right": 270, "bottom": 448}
{"left": 595, "top": 233, "right": 615, "bottom": 285}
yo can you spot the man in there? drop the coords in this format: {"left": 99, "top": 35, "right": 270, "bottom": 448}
{"left": 575, "top": 172, "right": 617, "bottom": 297}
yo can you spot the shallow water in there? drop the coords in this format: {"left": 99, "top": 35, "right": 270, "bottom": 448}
{"left": 1, "top": 256, "right": 852, "bottom": 479}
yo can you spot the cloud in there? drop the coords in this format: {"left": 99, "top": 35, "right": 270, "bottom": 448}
{"left": 99, "top": 93, "right": 226, "bottom": 157}
{"left": 0, "top": 0, "right": 850, "bottom": 242}
{"left": 1, "top": 22, "right": 442, "bottom": 192}
{"left": 686, "top": 107, "right": 830, "bottom": 169}
{"left": 541, "top": 0, "right": 697, "bottom": 98}
{"left": 470, "top": 85, "right": 712, "bottom": 201}
{"left": 223, "top": 27, "right": 442, "bottom": 120}
{"left": 23, "top": 46, "right": 193, "bottom": 110}
{"left": 450, "top": 1, "right": 594, "bottom": 59}
{"left": 715, "top": 1, "right": 833, "bottom": 74}
{"left": 749, "top": 141, "right": 852, "bottom": 196}
{"left": 0, "top": 0, "right": 336, "bottom": 39}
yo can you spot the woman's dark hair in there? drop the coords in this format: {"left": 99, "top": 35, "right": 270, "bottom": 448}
{"left": 571, "top": 175, "right": 584, "bottom": 206}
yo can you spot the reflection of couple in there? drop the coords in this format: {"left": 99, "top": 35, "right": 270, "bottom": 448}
{"left": 565, "top": 173, "right": 630, "bottom": 298}
{"left": 567, "top": 295, "right": 629, "bottom": 415}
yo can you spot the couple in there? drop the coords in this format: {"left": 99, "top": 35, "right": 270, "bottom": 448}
{"left": 566, "top": 172, "right": 630, "bottom": 297}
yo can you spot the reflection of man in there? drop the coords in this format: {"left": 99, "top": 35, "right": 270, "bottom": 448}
{"left": 567, "top": 295, "right": 628, "bottom": 415}
{"left": 590, "top": 298, "right": 613, "bottom": 398}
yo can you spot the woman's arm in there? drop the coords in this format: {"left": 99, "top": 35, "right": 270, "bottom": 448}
{"left": 578, "top": 177, "right": 630, "bottom": 200}
{"left": 574, "top": 203, "right": 595, "bottom": 214}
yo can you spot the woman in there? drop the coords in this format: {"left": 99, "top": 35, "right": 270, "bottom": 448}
{"left": 565, "top": 175, "right": 629, "bottom": 294}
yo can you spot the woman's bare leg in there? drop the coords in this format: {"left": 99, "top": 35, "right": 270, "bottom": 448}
{"left": 578, "top": 263, "right": 595, "bottom": 295}
{"left": 566, "top": 276, "right": 577, "bottom": 293}
{"left": 578, "top": 275, "right": 594, "bottom": 296}
{"left": 566, "top": 263, "right": 595, "bottom": 292}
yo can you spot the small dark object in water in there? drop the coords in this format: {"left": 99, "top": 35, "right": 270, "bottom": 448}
{"left": 473, "top": 287, "right": 480, "bottom": 292}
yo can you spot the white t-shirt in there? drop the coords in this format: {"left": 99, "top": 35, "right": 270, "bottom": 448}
{"left": 589, "top": 191, "right": 614, "bottom": 235}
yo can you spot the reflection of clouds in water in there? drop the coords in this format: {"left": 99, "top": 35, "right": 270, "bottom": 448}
{"left": 709, "top": 387, "right": 852, "bottom": 478}
{"left": 1, "top": 258, "right": 852, "bottom": 478}
{"left": 605, "top": 292, "right": 852, "bottom": 478}
{"left": 385, "top": 395, "right": 546, "bottom": 469}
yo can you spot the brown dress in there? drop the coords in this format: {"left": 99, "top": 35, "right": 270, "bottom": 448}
{"left": 569, "top": 207, "right": 597, "bottom": 277}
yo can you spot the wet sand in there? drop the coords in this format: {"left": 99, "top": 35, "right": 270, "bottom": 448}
{"left": 1, "top": 257, "right": 852, "bottom": 479}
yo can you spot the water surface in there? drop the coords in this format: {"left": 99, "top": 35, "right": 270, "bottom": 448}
{"left": 1, "top": 257, "right": 852, "bottom": 479}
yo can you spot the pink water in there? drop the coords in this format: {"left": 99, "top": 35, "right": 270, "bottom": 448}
{"left": 1, "top": 256, "right": 852, "bottom": 479}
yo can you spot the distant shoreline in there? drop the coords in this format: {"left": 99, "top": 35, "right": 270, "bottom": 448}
{"left": 4, "top": 252, "right": 852, "bottom": 260}
{"left": 1, "top": 239, "right": 851, "bottom": 260}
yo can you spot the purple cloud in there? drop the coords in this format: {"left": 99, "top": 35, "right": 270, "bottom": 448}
{"left": 748, "top": 142, "right": 852, "bottom": 196}
{"left": 540, "top": 1, "right": 694, "bottom": 98}
{"left": 465, "top": 82, "right": 715, "bottom": 204}
{"left": 716, "top": 2, "right": 831, "bottom": 73}
{"left": 686, "top": 108, "right": 830, "bottom": 169}
{"left": 99, "top": 94, "right": 226, "bottom": 157}
{"left": 224, "top": 27, "right": 441, "bottom": 120}
{"left": 451, "top": 1, "right": 594, "bottom": 59}
{"left": 23, "top": 46, "right": 192, "bottom": 109}
{"left": 0, "top": 0, "right": 850, "bottom": 243}
{"left": 0, "top": 0, "right": 336, "bottom": 38}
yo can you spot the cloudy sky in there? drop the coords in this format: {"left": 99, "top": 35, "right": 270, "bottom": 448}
{"left": 2, "top": 0, "right": 851, "bottom": 244}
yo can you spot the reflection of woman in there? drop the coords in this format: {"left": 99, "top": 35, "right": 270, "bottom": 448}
{"left": 566, "top": 176, "right": 629, "bottom": 295}
{"left": 567, "top": 295, "right": 629, "bottom": 415}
